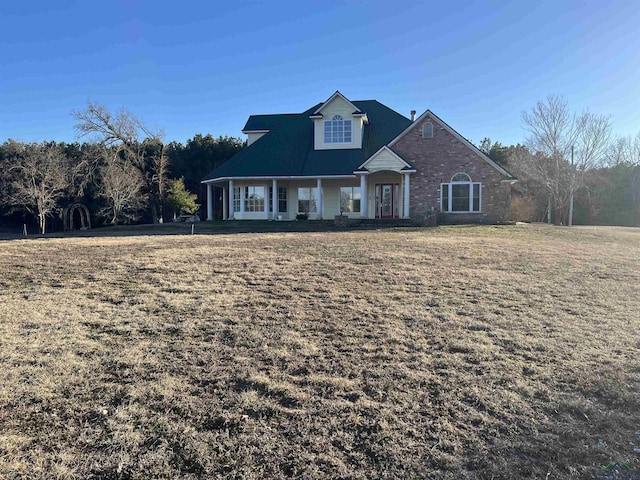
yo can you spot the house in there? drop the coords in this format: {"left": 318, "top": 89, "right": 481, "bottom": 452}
{"left": 202, "top": 91, "right": 516, "bottom": 223}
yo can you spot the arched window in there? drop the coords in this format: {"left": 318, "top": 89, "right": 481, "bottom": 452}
{"left": 324, "top": 115, "right": 352, "bottom": 144}
{"left": 422, "top": 122, "right": 434, "bottom": 139}
{"left": 441, "top": 172, "right": 481, "bottom": 213}
{"left": 451, "top": 172, "right": 471, "bottom": 182}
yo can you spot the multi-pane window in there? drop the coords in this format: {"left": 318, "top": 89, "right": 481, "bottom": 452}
{"left": 267, "top": 187, "right": 288, "bottom": 213}
{"left": 278, "top": 187, "right": 288, "bottom": 213}
{"left": 233, "top": 186, "right": 241, "bottom": 213}
{"left": 269, "top": 186, "right": 273, "bottom": 212}
{"left": 323, "top": 115, "right": 352, "bottom": 144}
{"left": 264, "top": 186, "right": 287, "bottom": 213}
{"left": 340, "top": 187, "right": 361, "bottom": 213}
{"left": 297, "top": 187, "right": 317, "bottom": 213}
{"left": 440, "top": 173, "right": 481, "bottom": 213}
{"left": 244, "top": 186, "right": 265, "bottom": 212}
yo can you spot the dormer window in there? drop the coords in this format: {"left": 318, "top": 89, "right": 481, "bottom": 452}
{"left": 422, "top": 122, "right": 434, "bottom": 139}
{"left": 324, "top": 115, "right": 352, "bottom": 144}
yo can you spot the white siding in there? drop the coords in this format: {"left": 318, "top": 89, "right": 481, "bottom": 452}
{"left": 364, "top": 148, "right": 407, "bottom": 173}
{"left": 313, "top": 96, "right": 363, "bottom": 150}
{"left": 231, "top": 180, "right": 307, "bottom": 220}
{"left": 323, "top": 184, "right": 340, "bottom": 217}
{"left": 234, "top": 211, "right": 267, "bottom": 220}
{"left": 229, "top": 178, "right": 376, "bottom": 220}
{"left": 292, "top": 179, "right": 321, "bottom": 219}
{"left": 322, "top": 179, "right": 361, "bottom": 218}
{"left": 278, "top": 179, "right": 361, "bottom": 219}
{"left": 247, "top": 132, "right": 267, "bottom": 146}
{"left": 230, "top": 181, "right": 270, "bottom": 220}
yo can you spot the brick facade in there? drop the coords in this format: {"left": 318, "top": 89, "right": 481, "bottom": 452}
{"left": 391, "top": 113, "right": 512, "bottom": 224}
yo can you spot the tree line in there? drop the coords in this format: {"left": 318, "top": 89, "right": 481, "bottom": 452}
{"left": 0, "top": 102, "right": 245, "bottom": 233}
{"left": 479, "top": 95, "right": 639, "bottom": 226}
{"left": 1, "top": 96, "right": 638, "bottom": 233}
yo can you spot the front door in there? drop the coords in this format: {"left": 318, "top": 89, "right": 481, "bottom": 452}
{"left": 376, "top": 183, "right": 396, "bottom": 218}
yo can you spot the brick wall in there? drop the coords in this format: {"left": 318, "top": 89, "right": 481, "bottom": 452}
{"left": 391, "top": 113, "right": 512, "bottom": 224}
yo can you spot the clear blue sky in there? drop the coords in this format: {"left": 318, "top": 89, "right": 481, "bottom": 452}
{"left": 1, "top": 0, "right": 639, "bottom": 147}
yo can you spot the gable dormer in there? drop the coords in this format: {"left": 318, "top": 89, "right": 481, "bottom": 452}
{"left": 310, "top": 91, "right": 367, "bottom": 150}
{"left": 242, "top": 114, "right": 297, "bottom": 146}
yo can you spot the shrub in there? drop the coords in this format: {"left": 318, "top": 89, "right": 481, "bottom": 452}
{"left": 510, "top": 195, "right": 534, "bottom": 222}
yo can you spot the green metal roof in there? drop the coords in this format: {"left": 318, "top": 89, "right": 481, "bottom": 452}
{"left": 203, "top": 100, "right": 413, "bottom": 182}
{"left": 242, "top": 113, "right": 299, "bottom": 132}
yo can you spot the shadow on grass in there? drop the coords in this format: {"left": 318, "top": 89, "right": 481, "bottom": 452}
{"left": 1, "top": 219, "right": 426, "bottom": 241}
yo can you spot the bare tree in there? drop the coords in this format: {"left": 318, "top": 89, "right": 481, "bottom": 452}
{"left": 606, "top": 131, "right": 640, "bottom": 167}
{"left": 72, "top": 101, "right": 168, "bottom": 222}
{"left": 71, "top": 142, "right": 104, "bottom": 199}
{"left": 605, "top": 131, "right": 640, "bottom": 221}
{"left": 98, "top": 152, "right": 148, "bottom": 225}
{"left": 516, "top": 95, "right": 612, "bottom": 224}
{"left": 3, "top": 143, "right": 71, "bottom": 234}
{"left": 140, "top": 138, "right": 170, "bottom": 223}
{"left": 521, "top": 95, "right": 577, "bottom": 159}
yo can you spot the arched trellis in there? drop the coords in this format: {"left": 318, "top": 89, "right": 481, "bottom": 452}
{"left": 63, "top": 203, "right": 91, "bottom": 231}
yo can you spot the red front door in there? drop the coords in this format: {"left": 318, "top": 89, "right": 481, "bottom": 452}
{"left": 376, "top": 184, "right": 395, "bottom": 218}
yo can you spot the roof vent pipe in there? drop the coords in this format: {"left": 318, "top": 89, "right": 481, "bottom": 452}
{"left": 411, "top": 110, "right": 416, "bottom": 121}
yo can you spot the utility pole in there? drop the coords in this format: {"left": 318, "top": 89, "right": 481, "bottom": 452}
{"left": 568, "top": 145, "right": 575, "bottom": 227}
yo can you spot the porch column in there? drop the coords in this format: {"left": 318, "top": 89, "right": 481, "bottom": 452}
{"left": 239, "top": 183, "right": 245, "bottom": 214}
{"left": 229, "top": 180, "right": 235, "bottom": 220}
{"left": 222, "top": 187, "right": 228, "bottom": 220}
{"left": 403, "top": 173, "right": 410, "bottom": 218}
{"left": 316, "top": 178, "right": 323, "bottom": 219}
{"left": 264, "top": 182, "right": 269, "bottom": 219}
{"left": 272, "top": 179, "right": 278, "bottom": 220}
{"left": 359, "top": 174, "right": 368, "bottom": 218}
{"left": 206, "top": 183, "right": 214, "bottom": 221}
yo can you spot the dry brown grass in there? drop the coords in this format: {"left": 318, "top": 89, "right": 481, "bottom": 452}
{"left": 0, "top": 224, "right": 638, "bottom": 479}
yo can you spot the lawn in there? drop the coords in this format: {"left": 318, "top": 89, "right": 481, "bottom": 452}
{"left": 0, "top": 224, "right": 638, "bottom": 479}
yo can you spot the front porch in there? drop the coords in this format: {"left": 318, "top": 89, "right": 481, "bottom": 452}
{"left": 204, "top": 171, "right": 413, "bottom": 222}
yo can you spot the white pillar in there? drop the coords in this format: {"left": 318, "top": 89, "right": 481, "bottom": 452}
{"left": 403, "top": 173, "right": 410, "bottom": 218}
{"left": 206, "top": 183, "right": 214, "bottom": 221}
{"left": 229, "top": 180, "right": 235, "bottom": 220}
{"left": 316, "top": 178, "right": 322, "bottom": 219}
{"left": 264, "top": 182, "right": 269, "bottom": 219}
{"left": 272, "top": 179, "right": 278, "bottom": 220}
{"left": 222, "top": 187, "right": 228, "bottom": 220}
{"left": 239, "top": 183, "right": 245, "bottom": 215}
{"left": 359, "top": 174, "right": 368, "bottom": 218}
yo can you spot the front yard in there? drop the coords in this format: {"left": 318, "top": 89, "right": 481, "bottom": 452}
{"left": 0, "top": 224, "right": 638, "bottom": 478}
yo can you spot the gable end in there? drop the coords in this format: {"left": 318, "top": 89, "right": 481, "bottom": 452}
{"left": 313, "top": 91, "right": 361, "bottom": 115}
{"left": 358, "top": 146, "right": 412, "bottom": 173}
{"left": 389, "top": 110, "right": 513, "bottom": 178}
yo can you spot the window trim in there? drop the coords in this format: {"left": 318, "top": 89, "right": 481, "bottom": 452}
{"left": 339, "top": 186, "right": 361, "bottom": 214}
{"left": 244, "top": 185, "right": 265, "bottom": 212}
{"left": 233, "top": 186, "right": 241, "bottom": 213}
{"left": 451, "top": 172, "right": 471, "bottom": 182}
{"left": 278, "top": 187, "right": 288, "bottom": 213}
{"left": 422, "top": 122, "right": 434, "bottom": 139}
{"left": 267, "top": 186, "right": 288, "bottom": 213}
{"left": 269, "top": 186, "right": 273, "bottom": 212}
{"left": 297, "top": 187, "right": 318, "bottom": 214}
{"left": 323, "top": 115, "right": 353, "bottom": 144}
{"left": 440, "top": 173, "right": 481, "bottom": 213}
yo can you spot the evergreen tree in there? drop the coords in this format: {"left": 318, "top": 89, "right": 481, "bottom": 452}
{"left": 166, "top": 177, "right": 199, "bottom": 218}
